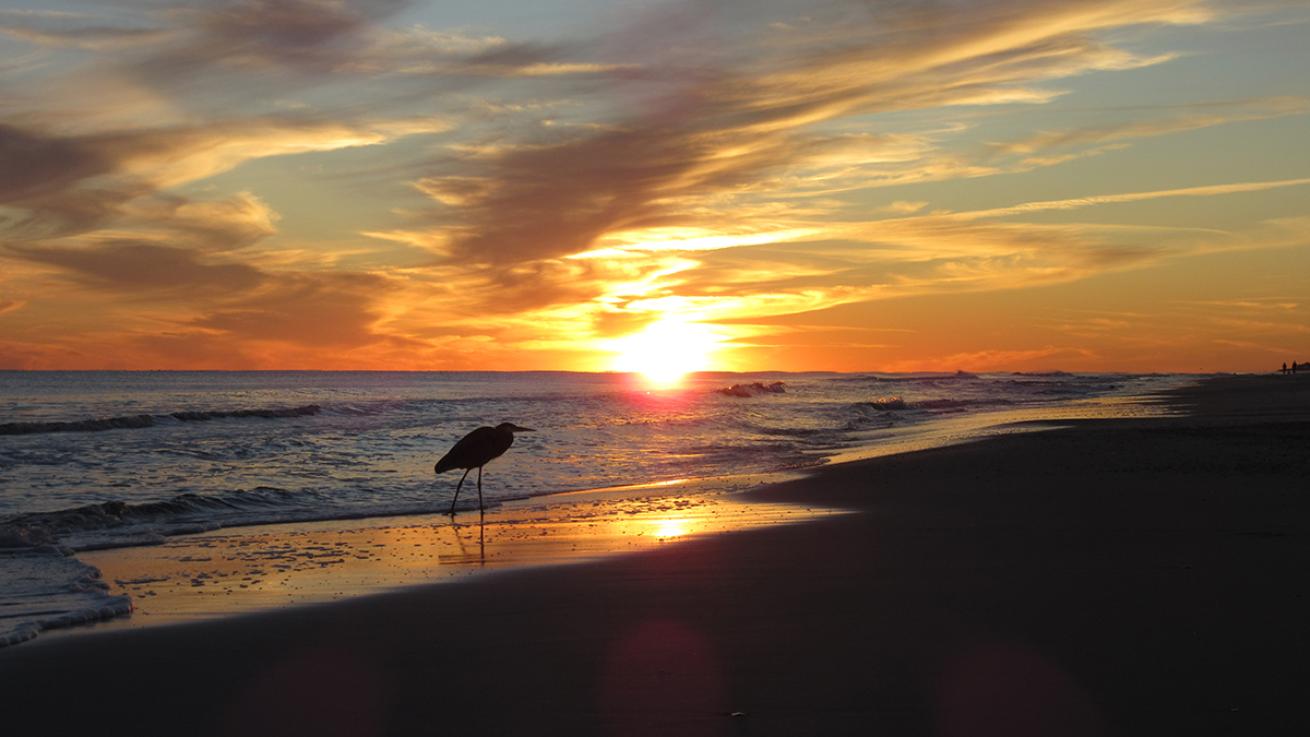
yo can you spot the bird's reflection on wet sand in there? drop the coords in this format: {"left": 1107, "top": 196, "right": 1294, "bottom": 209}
{"left": 441, "top": 511, "right": 486, "bottom": 566}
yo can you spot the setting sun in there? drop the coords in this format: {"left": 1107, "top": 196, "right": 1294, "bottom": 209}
{"left": 607, "top": 318, "right": 722, "bottom": 389}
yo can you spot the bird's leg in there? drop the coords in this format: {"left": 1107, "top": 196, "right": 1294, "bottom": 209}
{"left": 449, "top": 468, "right": 471, "bottom": 515}
{"left": 477, "top": 465, "right": 484, "bottom": 511}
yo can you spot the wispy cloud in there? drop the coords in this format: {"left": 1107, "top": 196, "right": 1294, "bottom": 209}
{"left": 986, "top": 95, "right": 1309, "bottom": 165}
{"left": 0, "top": 22, "right": 170, "bottom": 50}
{"left": 0, "top": 116, "right": 444, "bottom": 242}
{"left": 921, "top": 177, "right": 1310, "bottom": 220}
{"left": 9, "top": 241, "right": 264, "bottom": 295}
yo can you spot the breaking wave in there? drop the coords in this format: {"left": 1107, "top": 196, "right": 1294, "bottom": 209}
{"left": 0, "top": 404, "right": 322, "bottom": 436}
{"left": 0, "top": 548, "right": 132, "bottom": 647}
{"left": 863, "top": 396, "right": 1005, "bottom": 412}
{"left": 715, "top": 381, "right": 787, "bottom": 397}
{"left": 0, "top": 486, "right": 466, "bottom": 553}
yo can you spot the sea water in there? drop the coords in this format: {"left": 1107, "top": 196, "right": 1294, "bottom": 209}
{"left": 0, "top": 370, "right": 1188, "bottom": 644}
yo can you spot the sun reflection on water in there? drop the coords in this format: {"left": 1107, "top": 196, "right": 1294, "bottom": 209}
{"left": 652, "top": 518, "right": 691, "bottom": 539}
{"left": 84, "top": 490, "right": 843, "bottom": 631}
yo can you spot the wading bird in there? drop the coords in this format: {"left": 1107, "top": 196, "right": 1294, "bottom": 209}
{"left": 435, "top": 423, "right": 535, "bottom": 514}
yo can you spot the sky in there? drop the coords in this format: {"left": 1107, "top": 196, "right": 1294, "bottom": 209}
{"left": 0, "top": 0, "right": 1307, "bottom": 373}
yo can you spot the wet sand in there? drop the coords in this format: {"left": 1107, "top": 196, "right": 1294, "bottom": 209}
{"left": 3, "top": 374, "right": 1309, "bottom": 736}
{"left": 73, "top": 486, "right": 839, "bottom": 630}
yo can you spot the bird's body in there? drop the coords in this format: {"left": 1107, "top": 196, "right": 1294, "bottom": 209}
{"left": 434, "top": 422, "right": 534, "bottom": 514}
{"left": 434, "top": 426, "right": 514, "bottom": 474}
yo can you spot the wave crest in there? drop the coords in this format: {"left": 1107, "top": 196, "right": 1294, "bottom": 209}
{"left": 716, "top": 381, "right": 786, "bottom": 397}
{"left": 0, "top": 404, "right": 321, "bottom": 436}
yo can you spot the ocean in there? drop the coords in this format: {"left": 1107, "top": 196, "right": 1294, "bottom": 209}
{"left": 0, "top": 370, "right": 1189, "bottom": 644}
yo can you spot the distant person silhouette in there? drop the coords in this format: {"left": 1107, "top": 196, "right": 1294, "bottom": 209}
{"left": 1283, "top": 362, "right": 1289, "bottom": 375}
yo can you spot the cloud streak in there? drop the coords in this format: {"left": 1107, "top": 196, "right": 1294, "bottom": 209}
{"left": 925, "top": 177, "right": 1310, "bottom": 221}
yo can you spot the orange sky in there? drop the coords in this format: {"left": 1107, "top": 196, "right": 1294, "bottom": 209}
{"left": 0, "top": 0, "right": 1307, "bottom": 372}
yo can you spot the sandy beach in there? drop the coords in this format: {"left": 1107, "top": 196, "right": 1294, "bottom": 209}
{"left": 3, "top": 374, "right": 1308, "bottom": 736}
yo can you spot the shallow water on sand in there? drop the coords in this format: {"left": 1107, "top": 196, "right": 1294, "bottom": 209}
{"left": 70, "top": 484, "right": 843, "bottom": 633}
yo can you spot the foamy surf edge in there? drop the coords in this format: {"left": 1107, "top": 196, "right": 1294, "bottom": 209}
{"left": 0, "top": 548, "right": 132, "bottom": 647}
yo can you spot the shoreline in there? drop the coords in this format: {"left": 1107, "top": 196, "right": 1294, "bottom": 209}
{"left": 3, "top": 374, "right": 1309, "bottom": 734}
{"left": 4, "top": 374, "right": 1180, "bottom": 554}
{"left": 67, "top": 483, "right": 841, "bottom": 635}
{"left": 34, "top": 384, "right": 1180, "bottom": 640}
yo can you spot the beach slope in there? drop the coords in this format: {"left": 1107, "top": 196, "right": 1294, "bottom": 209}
{"left": 3, "top": 375, "right": 1309, "bottom": 736}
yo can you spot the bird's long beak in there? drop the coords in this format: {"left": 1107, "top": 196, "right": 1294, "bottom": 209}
{"left": 510, "top": 425, "right": 536, "bottom": 432}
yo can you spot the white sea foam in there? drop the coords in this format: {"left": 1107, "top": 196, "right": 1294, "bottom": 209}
{"left": 0, "top": 548, "right": 131, "bottom": 646}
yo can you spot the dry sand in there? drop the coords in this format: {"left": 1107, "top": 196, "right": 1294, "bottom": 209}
{"left": 3, "top": 375, "right": 1308, "bottom": 736}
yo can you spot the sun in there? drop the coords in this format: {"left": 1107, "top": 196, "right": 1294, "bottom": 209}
{"left": 608, "top": 317, "right": 720, "bottom": 389}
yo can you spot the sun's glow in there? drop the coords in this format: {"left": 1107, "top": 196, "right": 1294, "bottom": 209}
{"left": 607, "top": 317, "right": 722, "bottom": 389}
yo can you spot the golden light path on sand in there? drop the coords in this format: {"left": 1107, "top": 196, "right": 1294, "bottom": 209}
{"left": 70, "top": 482, "right": 842, "bottom": 634}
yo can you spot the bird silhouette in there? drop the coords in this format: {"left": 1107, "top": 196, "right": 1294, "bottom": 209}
{"left": 434, "top": 422, "right": 535, "bottom": 514}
